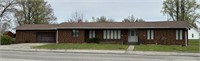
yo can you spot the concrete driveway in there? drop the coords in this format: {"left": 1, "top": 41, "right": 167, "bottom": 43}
{"left": 0, "top": 43, "right": 48, "bottom": 50}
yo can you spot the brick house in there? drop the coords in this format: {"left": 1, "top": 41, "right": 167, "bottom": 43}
{"left": 16, "top": 21, "right": 190, "bottom": 46}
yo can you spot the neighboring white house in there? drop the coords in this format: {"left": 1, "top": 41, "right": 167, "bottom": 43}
{"left": 188, "top": 28, "right": 200, "bottom": 39}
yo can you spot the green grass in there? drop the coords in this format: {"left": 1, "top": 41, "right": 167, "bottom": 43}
{"left": 134, "top": 39, "right": 200, "bottom": 53}
{"left": 33, "top": 43, "right": 128, "bottom": 50}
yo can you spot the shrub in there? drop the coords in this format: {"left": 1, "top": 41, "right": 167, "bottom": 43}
{"left": 0, "top": 35, "right": 12, "bottom": 45}
{"left": 11, "top": 38, "right": 16, "bottom": 43}
{"left": 86, "top": 38, "right": 100, "bottom": 43}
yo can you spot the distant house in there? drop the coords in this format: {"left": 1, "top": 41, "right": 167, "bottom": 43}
{"left": 188, "top": 28, "right": 200, "bottom": 39}
{"left": 16, "top": 21, "right": 190, "bottom": 46}
{"left": 3, "top": 31, "right": 15, "bottom": 38}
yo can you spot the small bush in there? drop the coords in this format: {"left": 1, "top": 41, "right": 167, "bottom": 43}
{"left": 11, "top": 38, "right": 16, "bottom": 43}
{"left": 0, "top": 35, "right": 12, "bottom": 45}
{"left": 86, "top": 38, "right": 100, "bottom": 43}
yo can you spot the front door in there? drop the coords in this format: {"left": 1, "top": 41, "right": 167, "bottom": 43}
{"left": 128, "top": 30, "right": 138, "bottom": 42}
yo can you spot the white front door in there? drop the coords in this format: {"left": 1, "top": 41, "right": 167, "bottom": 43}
{"left": 128, "top": 30, "right": 138, "bottom": 42}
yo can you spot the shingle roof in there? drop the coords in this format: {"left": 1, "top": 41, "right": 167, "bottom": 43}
{"left": 16, "top": 24, "right": 58, "bottom": 30}
{"left": 16, "top": 21, "right": 190, "bottom": 30}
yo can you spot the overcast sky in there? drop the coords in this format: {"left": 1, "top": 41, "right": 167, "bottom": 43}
{"left": 46, "top": 0, "right": 200, "bottom": 24}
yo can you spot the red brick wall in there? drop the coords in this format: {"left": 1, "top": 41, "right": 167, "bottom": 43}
{"left": 16, "top": 29, "right": 188, "bottom": 45}
{"left": 58, "top": 29, "right": 85, "bottom": 43}
{"left": 85, "top": 29, "right": 128, "bottom": 44}
{"left": 138, "top": 29, "right": 187, "bottom": 45}
{"left": 16, "top": 30, "right": 56, "bottom": 43}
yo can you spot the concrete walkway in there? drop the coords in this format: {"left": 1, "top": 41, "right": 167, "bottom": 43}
{"left": 127, "top": 45, "right": 135, "bottom": 51}
{"left": 0, "top": 43, "right": 48, "bottom": 49}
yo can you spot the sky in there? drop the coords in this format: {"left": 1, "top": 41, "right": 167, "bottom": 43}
{"left": 46, "top": 0, "right": 200, "bottom": 24}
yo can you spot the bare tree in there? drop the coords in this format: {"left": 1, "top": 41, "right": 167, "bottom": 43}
{"left": 67, "top": 11, "right": 84, "bottom": 23}
{"left": 122, "top": 15, "right": 145, "bottom": 22}
{"left": 0, "top": 0, "right": 17, "bottom": 35}
{"left": 92, "top": 16, "right": 115, "bottom": 22}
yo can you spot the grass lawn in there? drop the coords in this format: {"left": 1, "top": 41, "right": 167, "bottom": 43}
{"left": 134, "top": 39, "right": 200, "bottom": 53}
{"left": 33, "top": 43, "right": 128, "bottom": 50}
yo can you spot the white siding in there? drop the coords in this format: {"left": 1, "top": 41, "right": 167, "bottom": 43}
{"left": 188, "top": 28, "right": 200, "bottom": 39}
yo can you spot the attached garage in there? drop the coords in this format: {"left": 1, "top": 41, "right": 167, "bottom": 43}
{"left": 36, "top": 32, "right": 56, "bottom": 43}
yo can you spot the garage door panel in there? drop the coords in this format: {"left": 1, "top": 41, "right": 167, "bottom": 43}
{"left": 36, "top": 32, "right": 56, "bottom": 43}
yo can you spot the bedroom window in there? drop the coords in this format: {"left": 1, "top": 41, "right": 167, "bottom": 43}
{"left": 103, "top": 30, "right": 121, "bottom": 39}
{"left": 89, "top": 30, "right": 95, "bottom": 38}
{"left": 72, "top": 30, "right": 79, "bottom": 37}
{"left": 176, "top": 30, "right": 183, "bottom": 40}
{"left": 147, "top": 30, "right": 154, "bottom": 40}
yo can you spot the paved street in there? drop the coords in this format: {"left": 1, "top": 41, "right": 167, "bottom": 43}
{"left": 0, "top": 50, "right": 199, "bottom": 61}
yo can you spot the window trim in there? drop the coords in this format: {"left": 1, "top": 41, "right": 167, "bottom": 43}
{"left": 72, "top": 30, "right": 79, "bottom": 38}
{"left": 147, "top": 30, "right": 154, "bottom": 40}
{"left": 89, "top": 30, "right": 95, "bottom": 38}
{"left": 103, "top": 30, "right": 121, "bottom": 39}
{"left": 176, "top": 30, "right": 183, "bottom": 40}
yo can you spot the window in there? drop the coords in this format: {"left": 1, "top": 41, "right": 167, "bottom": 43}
{"left": 103, "top": 30, "right": 106, "bottom": 39}
{"left": 72, "top": 30, "right": 79, "bottom": 37}
{"left": 107, "top": 30, "right": 110, "bottom": 39}
{"left": 176, "top": 30, "right": 183, "bottom": 40}
{"left": 89, "top": 30, "right": 95, "bottom": 38}
{"left": 110, "top": 30, "right": 114, "bottom": 39}
{"left": 118, "top": 30, "right": 121, "bottom": 39}
{"left": 103, "top": 30, "right": 121, "bottom": 39}
{"left": 114, "top": 30, "right": 117, "bottom": 39}
{"left": 131, "top": 30, "right": 135, "bottom": 36}
{"left": 192, "top": 34, "right": 194, "bottom": 38}
{"left": 147, "top": 30, "right": 154, "bottom": 40}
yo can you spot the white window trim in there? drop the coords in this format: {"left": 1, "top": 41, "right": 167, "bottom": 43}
{"left": 147, "top": 30, "right": 154, "bottom": 40}
{"left": 176, "top": 30, "right": 179, "bottom": 40}
{"left": 103, "top": 30, "right": 106, "bottom": 39}
{"left": 176, "top": 30, "right": 183, "bottom": 40}
{"left": 118, "top": 30, "right": 121, "bottom": 39}
{"left": 151, "top": 30, "right": 154, "bottom": 40}
{"left": 72, "top": 30, "right": 79, "bottom": 37}
{"left": 147, "top": 30, "right": 150, "bottom": 40}
{"left": 89, "top": 30, "right": 95, "bottom": 38}
{"left": 180, "top": 30, "right": 183, "bottom": 40}
{"left": 110, "top": 30, "right": 113, "bottom": 39}
{"left": 114, "top": 30, "right": 117, "bottom": 39}
{"left": 103, "top": 30, "right": 121, "bottom": 39}
{"left": 107, "top": 30, "right": 110, "bottom": 39}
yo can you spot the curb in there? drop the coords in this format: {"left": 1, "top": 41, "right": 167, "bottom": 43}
{"left": 0, "top": 49, "right": 199, "bottom": 57}
{"left": 126, "top": 51, "right": 200, "bottom": 57}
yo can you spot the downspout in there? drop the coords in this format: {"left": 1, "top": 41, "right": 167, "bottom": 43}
{"left": 56, "top": 29, "right": 59, "bottom": 44}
